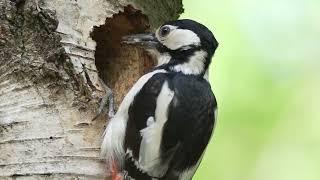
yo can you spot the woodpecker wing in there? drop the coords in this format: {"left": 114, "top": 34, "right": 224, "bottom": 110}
{"left": 160, "top": 74, "right": 217, "bottom": 179}
{"left": 124, "top": 72, "right": 173, "bottom": 179}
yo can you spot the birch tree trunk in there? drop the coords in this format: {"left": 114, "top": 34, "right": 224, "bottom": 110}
{"left": 0, "top": 0, "right": 183, "bottom": 179}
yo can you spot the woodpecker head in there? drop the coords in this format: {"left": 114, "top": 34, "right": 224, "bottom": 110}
{"left": 122, "top": 19, "right": 218, "bottom": 76}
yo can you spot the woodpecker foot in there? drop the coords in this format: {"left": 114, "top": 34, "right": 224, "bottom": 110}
{"left": 92, "top": 79, "right": 115, "bottom": 121}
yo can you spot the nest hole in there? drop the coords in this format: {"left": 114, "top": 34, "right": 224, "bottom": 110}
{"left": 91, "top": 6, "right": 155, "bottom": 105}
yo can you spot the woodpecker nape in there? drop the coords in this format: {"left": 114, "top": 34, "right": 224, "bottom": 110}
{"left": 100, "top": 19, "right": 219, "bottom": 180}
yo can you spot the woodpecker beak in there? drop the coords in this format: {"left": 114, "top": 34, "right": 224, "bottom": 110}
{"left": 121, "top": 33, "right": 159, "bottom": 49}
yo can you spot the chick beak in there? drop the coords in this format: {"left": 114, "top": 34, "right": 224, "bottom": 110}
{"left": 121, "top": 33, "right": 159, "bottom": 49}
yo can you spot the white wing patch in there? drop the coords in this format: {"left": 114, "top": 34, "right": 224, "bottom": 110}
{"left": 138, "top": 81, "right": 174, "bottom": 177}
{"left": 101, "top": 69, "right": 167, "bottom": 169}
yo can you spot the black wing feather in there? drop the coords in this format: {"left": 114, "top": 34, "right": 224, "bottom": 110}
{"left": 160, "top": 74, "right": 217, "bottom": 179}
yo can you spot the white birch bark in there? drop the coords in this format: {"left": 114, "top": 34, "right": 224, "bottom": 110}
{"left": 0, "top": 0, "right": 182, "bottom": 179}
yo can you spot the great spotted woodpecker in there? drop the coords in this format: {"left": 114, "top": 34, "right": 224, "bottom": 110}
{"left": 101, "top": 19, "right": 219, "bottom": 180}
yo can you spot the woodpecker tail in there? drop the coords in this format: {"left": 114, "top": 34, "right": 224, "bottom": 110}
{"left": 100, "top": 115, "right": 127, "bottom": 170}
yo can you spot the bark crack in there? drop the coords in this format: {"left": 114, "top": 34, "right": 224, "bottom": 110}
{"left": 82, "top": 63, "right": 96, "bottom": 91}
{"left": 0, "top": 136, "right": 63, "bottom": 144}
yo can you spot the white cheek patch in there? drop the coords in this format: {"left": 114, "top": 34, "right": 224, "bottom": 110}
{"left": 162, "top": 29, "right": 201, "bottom": 50}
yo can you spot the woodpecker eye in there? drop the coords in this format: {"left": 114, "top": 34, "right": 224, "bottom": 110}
{"left": 159, "top": 26, "right": 170, "bottom": 37}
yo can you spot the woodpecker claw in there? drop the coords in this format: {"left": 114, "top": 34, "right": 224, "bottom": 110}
{"left": 92, "top": 79, "right": 115, "bottom": 121}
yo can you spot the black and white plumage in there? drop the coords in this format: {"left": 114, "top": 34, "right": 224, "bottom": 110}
{"left": 101, "top": 19, "right": 219, "bottom": 180}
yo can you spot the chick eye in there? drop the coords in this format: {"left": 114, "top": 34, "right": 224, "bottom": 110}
{"left": 160, "top": 26, "right": 170, "bottom": 37}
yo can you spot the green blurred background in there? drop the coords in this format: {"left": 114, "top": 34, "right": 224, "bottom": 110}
{"left": 180, "top": 0, "right": 320, "bottom": 179}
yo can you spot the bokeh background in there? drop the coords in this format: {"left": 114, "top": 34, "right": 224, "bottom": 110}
{"left": 180, "top": 0, "right": 320, "bottom": 179}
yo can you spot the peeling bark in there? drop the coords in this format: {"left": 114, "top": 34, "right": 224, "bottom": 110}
{"left": 0, "top": 0, "right": 182, "bottom": 179}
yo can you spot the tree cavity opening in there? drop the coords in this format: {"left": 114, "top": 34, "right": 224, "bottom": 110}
{"left": 90, "top": 6, "right": 155, "bottom": 105}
